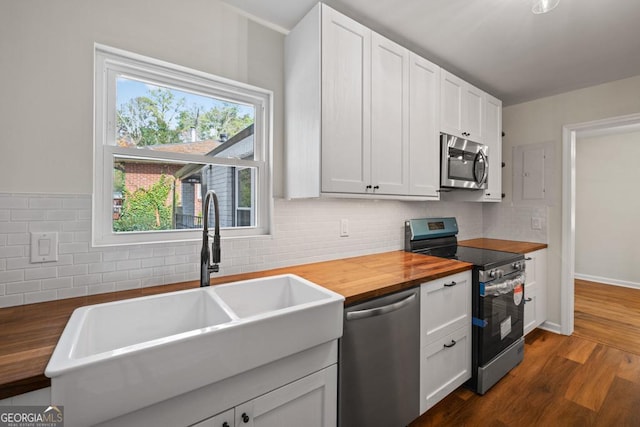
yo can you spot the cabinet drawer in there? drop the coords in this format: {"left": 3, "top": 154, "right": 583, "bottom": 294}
{"left": 420, "top": 271, "right": 471, "bottom": 347}
{"left": 420, "top": 326, "right": 471, "bottom": 414}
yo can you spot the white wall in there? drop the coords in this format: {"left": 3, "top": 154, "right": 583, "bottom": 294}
{"left": 575, "top": 130, "right": 640, "bottom": 287}
{"left": 494, "top": 74, "right": 640, "bottom": 327}
{"left": 0, "top": 0, "right": 285, "bottom": 195}
{"left": 0, "top": 0, "right": 482, "bottom": 307}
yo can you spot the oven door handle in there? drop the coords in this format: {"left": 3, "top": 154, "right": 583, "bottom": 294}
{"left": 346, "top": 293, "right": 417, "bottom": 321}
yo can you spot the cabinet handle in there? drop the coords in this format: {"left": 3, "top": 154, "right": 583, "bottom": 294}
{"left": 242, "top": 413, "right": 250, "bottom": 423}
{"left": 223, "top": 423, "right": 230, "bottom": 427}
{"left": 444, "top": 340, "right": 457, "bottom": 348}
{"left": 525, "top": 257, "right": 533, "bottom": 261}
{"left": 525, "top": 298, "right": 532, "bottom": 303}
{"left": 444, "top": 281, "right": 457, "bottom": 287}
{"left": 373, "top": 185, "right": 379, "bottom": 190}
{"left": 365, "top": 185, "right": 372, "bottom": 190}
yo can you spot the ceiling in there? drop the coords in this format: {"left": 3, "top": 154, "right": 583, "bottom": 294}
{"left": 221, "top": 0, "right": 640, "bottom": 106}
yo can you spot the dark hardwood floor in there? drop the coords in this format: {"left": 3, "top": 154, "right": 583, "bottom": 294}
{"left": 410, "top": 280, "right": 640, "bottom": 427}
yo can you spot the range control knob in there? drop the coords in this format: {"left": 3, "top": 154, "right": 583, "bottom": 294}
{"left": 512, "top": 261, "right": 522, "bottom": 270}
{"left": 489, "top": 269, "right": 504, "bottom": 279}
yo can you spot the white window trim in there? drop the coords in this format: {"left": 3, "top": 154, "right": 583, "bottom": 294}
{"left": 93, "top": 44, "right": 273, "bottom": 247}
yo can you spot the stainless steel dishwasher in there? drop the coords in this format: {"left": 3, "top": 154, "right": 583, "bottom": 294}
{"left": 339, "top": 287, "right": 420, "bottom": 427}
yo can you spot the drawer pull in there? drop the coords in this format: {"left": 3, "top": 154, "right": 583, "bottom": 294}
{"left": 444, "top": 281, "right": 457, "bottom": 287}
{"left": 443, "top": 340, "right": 457, "bottom": 348}
{"left": 525, "top": 297, "right": 533, "bottom": 303}
{"left": 525, "top": 257, "right": 533, "bottom": 261}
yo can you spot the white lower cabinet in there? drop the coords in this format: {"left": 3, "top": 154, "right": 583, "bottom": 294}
{"left": 419, "top": 271, "right": 472, "bottom": 414}
{"left": 193, "top": 365, "right": 337, "bottom": 427}
{"left": 524, "top": 249, "right": 547, "bottom": 335}
{"left": 420, "top": 326, "right": 471, "bottom": 413}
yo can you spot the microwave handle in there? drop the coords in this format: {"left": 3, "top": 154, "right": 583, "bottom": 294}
{"left": 474, "top": 150, "right": 488, "bottom": 186}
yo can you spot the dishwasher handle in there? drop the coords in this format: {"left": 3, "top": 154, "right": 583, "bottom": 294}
{"left": 346, "top": 292, "right": 417, "bottom": 321}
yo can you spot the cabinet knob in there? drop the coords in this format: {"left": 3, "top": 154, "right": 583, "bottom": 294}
{"left": 242, "top": 413, "right": 250, "bottom": 423}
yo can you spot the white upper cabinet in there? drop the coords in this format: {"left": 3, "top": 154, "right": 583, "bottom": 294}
{"left": 320, "top": 6, "right": 372, "bottom": 194}
{"left": 285, "top": 4, "right": 440, "bottom": 200}
{"left": 370, "top": 32, "right": 410, "bottom": 195}
{"left": 440, "top": 70, "right": 485, "bottom": 143}
{"left": 408, "top": 53, "right": 441, "bottom": 198}
{"left": 483, "top": 94, "right": 502, "bottom": 201}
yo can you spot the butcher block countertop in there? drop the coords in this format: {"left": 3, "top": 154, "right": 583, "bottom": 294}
{"left": 459, "top": 238, "right": 548, "bottom": 254}
{"left": 0, "top": 250, "right": 471, "bottom": 399}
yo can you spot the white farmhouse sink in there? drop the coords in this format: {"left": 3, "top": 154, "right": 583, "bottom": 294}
{"left": 46, "top": 274, "right": 344, "bottom": 427}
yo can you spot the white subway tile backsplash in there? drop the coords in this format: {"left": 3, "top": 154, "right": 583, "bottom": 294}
{"left": 6, "top": 281, "right": 40, "bottom": 295}
{"left": 74, "top": 252, "right": 102, "bottom": 264}
{"left": 0, "top": 294, "right": 24, "bottom": 308}
{"left": 24, "top": 290, "right": 57, "bottom": 305}
{"left": 58, "top": 264, "right": 89, "bottom": 277}
{"left": 6, "top": 257, "right": 34, "bottom": 270}
{"left": 0, "top": 196, "right": 28, "bottom": 209}
{"left": 102, "top": 271, "right": 129, "bottom": 283}
{"left": 24, "top": 267, "right": 57, "bottom": 281}
{"left": 115, "top": 280, "right": 141, "bottom": 292}
{"left": 0, "top": 222, "right": 28, "bottom": 233}
{"left": 87, "top": 282, "right": 115, "bottom": 295}
{"left": 29, "top": 198, "right": 63, "bottom": 209}
{"left": 57, "top": 287, "right": 88, "bottom": 299}
{"left": 0, "top": 192, "right": 489, "bottom": 308}
{"left": 62, "top": 198, "right": 91, "bottom": 209}
{"left": 88, "top": 262, "right": 116, "bottom": 274}
{"left": 74, "top": 273, "right": 102, "bottom": 287}
{"left": 59, "top": 242, "right": 89, "bottom": 255}
{"left": 42, "top": 277, "right": 73, "bottom": 290}
{"left": 0, "top": 246, "right": 23, "bottom": 258}
{"left": 7, "top": 233, "right": 29, "bottom": 245}
{"left": 0, "top": 270, "right": 24, "bottom": 283}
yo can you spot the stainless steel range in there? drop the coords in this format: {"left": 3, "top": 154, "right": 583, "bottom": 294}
{"left": 405, "top": 217, "right": 526, "bottom": 394}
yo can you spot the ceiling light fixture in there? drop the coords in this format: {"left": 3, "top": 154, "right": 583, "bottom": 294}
{"left": 532, "top": 0, "right": 560, "bottom": 14}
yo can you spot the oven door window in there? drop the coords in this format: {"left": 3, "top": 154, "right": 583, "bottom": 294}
{"left": 477, "top": 279, "right": 524, "bottom": 366}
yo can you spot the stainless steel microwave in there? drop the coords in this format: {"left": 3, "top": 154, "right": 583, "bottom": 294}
{"left": 440, "top": 133, "right": 488, "bottom": 190}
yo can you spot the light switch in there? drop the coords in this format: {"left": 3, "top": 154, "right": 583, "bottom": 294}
{"left": 38, "top": 238, "right": 51, "bottom": 256}
{"left": 31, "top": 232, "right": 58, "bottom": 263}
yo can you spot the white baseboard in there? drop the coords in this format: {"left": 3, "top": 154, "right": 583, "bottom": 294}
{"left": 574, "top": 273, "right": 640, "bottom": 290}
{"left": 538, "top": 321, "right": 564, "bottom": 335}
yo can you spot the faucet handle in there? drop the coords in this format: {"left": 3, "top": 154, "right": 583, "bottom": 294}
{"left": 211, "top": 235, "right": 221, "bottom": 264}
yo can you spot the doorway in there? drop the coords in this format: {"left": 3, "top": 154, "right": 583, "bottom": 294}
{"left": 560, "top": 113, "right": 640, "bottom": 335}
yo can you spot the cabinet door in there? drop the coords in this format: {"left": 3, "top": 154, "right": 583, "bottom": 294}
{"left": 192, "top": 409, "right": 235, "bottom": 427}
{"left": 525, "top": 249, "right": 547, "bottom": 331}
{"left": 321, "top": 6, "right": 371, "bottom": 194}
{"left": 524, "top": 284, "right": 538, "bottom": 335}
{"left": 483, "top": 93, "right": 502, "bottom": 201}
{"left": 370, "top": 32, "right": 409, "bottom": 195}
{"left": 420, "top": 326, "right": 471, "bottom": 413}
{"left": 463, "top": 84, "right": 484, "bottom": 143}
{"left": 420, "top": 271, "right": 471, "bottom": 347}
{"left": 440, "top": 70, "right": 464, "bottom": 138}
{"left": 235, "top": 365, "right": 337, "bottom": 427}
{"left": 408, "top": 53, "right": 440, "bottom": 198}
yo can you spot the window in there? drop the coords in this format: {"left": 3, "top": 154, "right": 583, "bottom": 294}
{"left": 94, "top": 44, "right": 272, "bottom": 246}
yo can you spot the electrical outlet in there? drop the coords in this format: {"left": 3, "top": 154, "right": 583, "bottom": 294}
{"left": 340, "top": 219, "right": 349, "bottom": 237}
{"left": 531, "top": 217, "right": 542, "bottom": 230}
